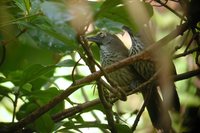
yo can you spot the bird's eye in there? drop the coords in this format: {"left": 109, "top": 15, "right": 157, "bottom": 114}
{"left": 99, "top": 32, "right": 106, "bottom": 38}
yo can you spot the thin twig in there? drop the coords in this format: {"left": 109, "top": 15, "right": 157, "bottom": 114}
{"left": 97, "top": 80, "right": 112, "bottom": 108}
{"left": 174, "top": 69, "right": 200, "bottom": 81}
{"left": 97, "top": 80, "right": 117, "bottom": 133}
{"left": 71, "top": 56, "right": 82, "bottom": 84}
{"left": 12, "top": 91, "right": 19, "bottom": 123}
{"left": 152, "top": 0, "right": 169, "bottom": 7}
{"left": 184, "top": 33, "right": 197, "bottom": 53}
{"left": 131, "top": 86, "right": 151, "bottom": 131}
{"left": 173, "top": 29, "right": 190, "bottom": 53}
{"left": 154, "top": 0, "right": 186, "bottom": 21}
{"left": 173, "top": 47, "right": 199, "bottom": 59}
{"left": 128, "top": 71, "right": 159, "bottom": 95}
{"left": 80, "top": 87, "right": 104, "bottom": 127}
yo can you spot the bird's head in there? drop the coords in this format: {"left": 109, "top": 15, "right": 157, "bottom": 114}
{"left": 87, "top": 31, "right": 128, "bottom": 54}
{"left": 87, "top": 31, "right": 114, "bottom": 46}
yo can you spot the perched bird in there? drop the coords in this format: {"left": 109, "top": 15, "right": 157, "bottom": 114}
{"left": 125, "top": 27, "right": 181, "bottom": 132}
{"left": 88, "top": 32, "right": 136, "bottom": 89}
{"left": 124, "top": 26, "right": 180, "bottom": 113}
{"left": 87, "top": 31, "right": 179, "bottom": 132}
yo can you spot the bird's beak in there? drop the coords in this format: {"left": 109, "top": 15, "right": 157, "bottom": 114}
{"left": 87, "top": 36, "right": 101, "bottom": 43}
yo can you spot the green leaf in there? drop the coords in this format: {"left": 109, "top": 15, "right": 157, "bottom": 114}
{"left": 14, "top": 0, "right": 26, "bottom": 12}
{"left": 29, "top": 0, "right": 42, "bottom": 14}
{"left": 28, "top": 87, "right": 64, "bottom": 114}
{"left": 116, "top": 123, "right": 132, "bottom": 133}
{"left": 34, "top": 113, "right": 54, "bottom": 133}
{"left": 16, "top": 103, "right": 38, "bottom": 120}
{"left": 16, "top": 102, "right": 54, "bottom": 132}
{"left": 28, "top": 87, "right": 59, "bottom": 103}
{"left": 98, "top": 4, "right": 137, "bottom": 31}
{"left": 95, "top": 0, "right": 153, "bottom": 32}
{"left": 74, "top": 114, "right": 84, "bottom": 123}
{"left": 89, "top": 1, "right": 103, "bottom": 13}
{"left": 40, "top": 1, "right": 73, "bottom": 24}
{"left": 54, "top": 122, "right": 65, "bottom": 132}
{"left": 17, "top": 87, "right": 64, "bottom": 118}
{"left": 7, "top": 71, "right": 23, "bottom": 85}
{"left": 98, "top": 0, "right": 122, "bottom": 15}
{"left": 0, "top": 37, "right": 56, "bottom": 73}
{"left": 58, "top": 121, "right": 75, "bottom": 132}
{"left": 22, "top": 18, "right": 77, "bottom": 52}
{"left": 22, "top": 83, "right": 32, "bottom": 92}
{"left": 20, "top": 64, "right": 55, "bottom": 85}
{"left": 36, "top": 24, "right": 76, "bottom": 50}
{"left": 56, "top": 59, "right": 83, "bottom": 67}
{"left": 95, "top": 18, "right": 124, "bottom": 33}
{"left": 0, "top": 77, "right": 8, "bottom": 83}
{"left": 23, "top": 0, "right": 31, "bottom": 14}
{"left": 0, "top": 86, "right": 12, "bottom": 98}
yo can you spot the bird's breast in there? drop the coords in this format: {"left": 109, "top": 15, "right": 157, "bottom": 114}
{"left": 100, "top": 52, "right": 135, "bottom": 90}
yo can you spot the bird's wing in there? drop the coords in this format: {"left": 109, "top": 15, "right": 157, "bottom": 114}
{"left": 131, "top": 60, "right": 156, "bottom": 81}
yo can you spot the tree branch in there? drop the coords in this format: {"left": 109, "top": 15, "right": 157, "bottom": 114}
{"left": 52, "top": 68, "right": 200, "bottom": 124}
{"left": 174, "top": 69, "right": 200, "bottom": 81}
{"left": 52, "top": 99, "right": 100, "bottom": 122}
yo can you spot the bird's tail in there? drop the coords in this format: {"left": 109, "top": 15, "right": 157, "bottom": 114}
{"left": 161, "top": 84, "right": 180, "bottom": 112}
{"left": 171, "top": 84, "right": 180, "bottom": 111}
{"left": 142, "top": 86, "right": 172, "bottom": 133}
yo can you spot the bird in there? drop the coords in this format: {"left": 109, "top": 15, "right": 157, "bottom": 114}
{"left": 124, "top": 26, "right": 180, "bottom": 112}
{"left": 87, "top": 30, "right": 179, "bottom": 132}
{"left": 87, "top": 31, "right": 136, "bottom": 89}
